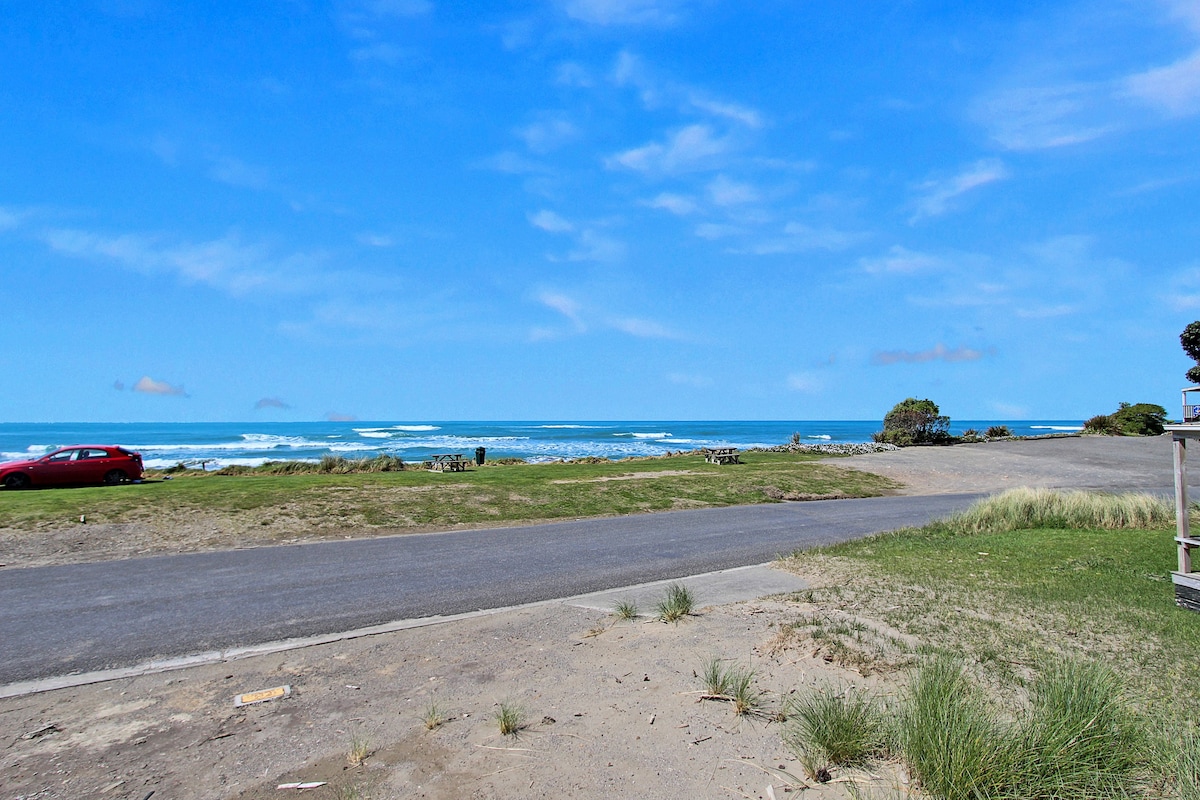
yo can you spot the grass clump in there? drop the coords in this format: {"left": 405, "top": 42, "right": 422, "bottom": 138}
{"left": 495, "top": 701, "right": 526, "bottom": 736}
{"left": 656, "top": 582, "right": 695, "bottom": 622}
{"left": 943, "top": 487, "right": 1174, "bottom": 534}
{"left": 612, "top": 599, "right": 639, "bottom": 620}
{"left": 422, "top": 701, "right": 446, "bottom": 731}
{"left": 785, "top": 686, "right": 886, "bottom": 782}
{"left": 896, "top": 658, "right": 1148, "bottom": 800}
{"left": 346, "top": 733, "right": 373, "bottom": 767}
{"left": 699, "top": 657, "right": 761, "bottom": 716}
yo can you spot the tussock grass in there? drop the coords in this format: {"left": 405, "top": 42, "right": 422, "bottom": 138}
{"left": 942, "top": 487, "right": 1174, "bottom": 534}
{"left": 656, "top": 582, "right": 695, "bottom": 622}
{"left": 897, "top": 658, "right": 1147, "bottom": 800}
{"left": 495, "top": 701, "right": 526, "bottom": 736}
{"left": 612, "top": 599, "right": 639, "bottom": 620}
{"left": 220, "top": 454, "right": 407, "bottom": 476}
{"left": 785, "top": 686, "right": 886, "bottom": 782}
{"left": 699, "top": 656, "right": 761, "bottom": 716}
{"left": 346, "top": 734, "right": 373, "bottom": 767}
{"left": 422, "top": 701, "right": 446, "bottom": 731}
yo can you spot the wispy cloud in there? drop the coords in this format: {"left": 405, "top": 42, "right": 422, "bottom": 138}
{"left": 972, "top": 84, "right": 1117, "bottom": 151}
{"left": 40, "top": 228, "right": 320, "bottom": 297}
{"left": 860, "top": 245, "right": 941, "bottom": 275}
{"left": 872, "top": 343, "right": 986, "bottom": 366}
{"left": 255, "top": 397, "right": 292, "bottom": 410}
{"left": 515, "top": 116, "right": 579, "bottom": 153}
{"left": 133, "top": 375, "right": 188, "bottom": 396}
{"left": 207, "top": 155, "right": 270, "bottom": 189}
{"left": 731, "top": 222, "right": 866, "bottom": 254}
{"left": 567, "top": 229, "right": 625, "bottom": 262}
{"left": 607, "top": 124, "right": 730, "bottom": 173}
{"left": 528, "top": 209, "right": 575, "bottom": 233}
{"left": 325, "top": 411, "right": 358, "bottom": 422}
{"left": 1124, "top": 50, "right": 1200, "bottom": 116}
{"left": 610, "top": 317, "right": 681, "bottom": 339}
{"left": 910, "top": 159, "right": 1009, "bottom": 221}
{"left": 562, "top": 0, "right": 687, "bottom": 27}
{"left": 644, "top": 192, "right": 698, "bottom": 215}
{"left": 611, "top": 51, "right": 763, "bottom": 127}
{"left": 707, "top": 175, "right": 759, "bottom": 206}
{"left": 537, "top": 290, "right": 586, "bottom": 332}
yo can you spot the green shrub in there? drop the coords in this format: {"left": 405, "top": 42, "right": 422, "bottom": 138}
{"left": 984, "top": 425, "right": 1011, "bottom": 438}
{"left": 874, "top": 398, "right": 951, "bottom": 446}
{"left": 1085, "top": 403, "right": 1166, "bottom": 436}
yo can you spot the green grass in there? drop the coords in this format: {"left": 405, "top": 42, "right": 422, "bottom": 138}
{"left": 612, "top": 599, "right": 640, "bottom": 620}
{"left": 698, "top": 656, "right": 762, "bottom": 716}
{"left": 778, "top": 489, "right": 1200, "bottom": 720}
{"left": 495, "top": 701, "right": 526, "bottom": 736}
{"left": 656, "top": 582, "right": 696, "bottom": 622}
{"left": 0, "top": 452, "right": 896, "bottom": 561}
{"left": 785, "top": 686, "right": 886, "bottom": 781}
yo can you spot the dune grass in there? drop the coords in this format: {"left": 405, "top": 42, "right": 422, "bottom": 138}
{"left": 778, "top": 488, "right": 1200, "bottom": 722}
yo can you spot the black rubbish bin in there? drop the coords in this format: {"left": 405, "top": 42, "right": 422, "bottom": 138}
{"left": 475, "top": 446, "right": 486, "bottom": 466}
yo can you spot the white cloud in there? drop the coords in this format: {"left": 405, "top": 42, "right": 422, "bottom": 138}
{"left": 972, "top": 84, "right": 1117, "bottom": 151}
{"left": 611, "top": 317, "right": 680, "bottom": 339}
{"left": 516, "top": 117, "right": 578, "bottom": 153}
{"left": 567, "top": 229, "right": 625, "bottom": 262}
{"left": 41, "top": 228, "right": 317, "bottom": 297}
{"left": 644, "top": 192, "right": 698, "bottom": 215}
{"left": 860, "top": 246, "right": 941, "bottom": 275}
{"left": 910, "top": 159, "right": 1009, "bottom": 221}
{"left": 563, "top": 0, "right": 685, "bottom": 27}
{"left": 528, "top": 209, "right": 575, "bottom": 233}
{"left": 707, "top": 175, "right": 759, "bottom": 206}
{"left": 537, "top": 290, "right": 586, "bottom": 331}
{"left": 607, "top": 124, "right": 730, "bottom": 173}
{"left": 1124, "top": 50, "right": 1200, "bottom": 116}
{"left": 1015, "top": 304, "right": 1077, "bottom": 319}
{"left": 688, "top": 96, "right": 763, "bottom": 128}
{"left": 133, "top": 376, "right": 188, "bottom": 397}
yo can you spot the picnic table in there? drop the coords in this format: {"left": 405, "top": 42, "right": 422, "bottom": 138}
{"left": 702, "top": 447, "right": 741, "bottom": 465}
{"left": 428, "top": 453, "right": 470, "bottom": 472}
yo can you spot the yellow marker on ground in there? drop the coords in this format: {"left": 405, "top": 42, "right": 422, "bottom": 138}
{"left": 233, "top": 684, "right": 291, "bottom": 707}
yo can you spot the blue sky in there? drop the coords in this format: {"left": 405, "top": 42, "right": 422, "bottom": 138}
{"left": 3, "top": 0, "right": 1199, "bottom": 423}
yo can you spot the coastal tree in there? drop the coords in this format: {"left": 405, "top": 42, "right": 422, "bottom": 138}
{"left": 1182, "top": 321, "right": 1200, "bottom": 384}
{"left": 873, "top": 398, "right": 951, "bottom": 446}
{"left": 1083, "top": 402, "right": 1167, "bottom": 436}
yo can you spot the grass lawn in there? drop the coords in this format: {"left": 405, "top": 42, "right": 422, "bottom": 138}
{"left": 0, "top": 452, "right": 897, "bottom": 564}
{"left": 778, "top": 506, "right": 1200, "bottom": 722}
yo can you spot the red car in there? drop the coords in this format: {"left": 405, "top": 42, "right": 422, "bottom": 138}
{"left": 0, "top": 446, "right": 144, "bottom": 489}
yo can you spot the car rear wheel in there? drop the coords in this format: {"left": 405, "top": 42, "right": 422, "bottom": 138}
{"left": 103, "top": 469, "right": 129, "bottom": 486}
{"left": 3, "top": 473, "right": 31, "bottom": 489}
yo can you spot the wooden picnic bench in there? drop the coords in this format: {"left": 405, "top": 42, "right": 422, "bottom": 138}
{"left": 428, "top": 453, "right": 470, "bottom": 472}
{"left": 702, "top": 447, "right": 741, "bottom": 465}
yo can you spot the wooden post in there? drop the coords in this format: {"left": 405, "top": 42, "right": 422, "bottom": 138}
{"left": 1176, "top": 434, "right": 1192, "bottom": 574}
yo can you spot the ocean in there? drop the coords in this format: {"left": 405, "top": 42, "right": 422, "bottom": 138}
{"left": 0, "top": 420, "right": 1085, "bottom": 470}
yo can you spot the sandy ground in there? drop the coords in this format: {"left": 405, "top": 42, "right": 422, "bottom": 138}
{"left": 1, "top": 436, "right": 1178, "bottom": 799}
{"left": 1, "top": 592, "right": 902, "bottom": 800}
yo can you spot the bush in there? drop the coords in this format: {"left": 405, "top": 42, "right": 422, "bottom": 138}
{"left": 874, "top": 398, "right": 951, "bottom": 446}
{"left": 985, "top": 425, "right": 1011, "bottom": 438}
{"left": 1085, "top": 403, "right": 1166, "bottom": 436}
{"left": 1112, "top": 402, "right": 1167, "bottom": 436}
{"left": 1182, "top": 321, "right": 1200, "bottom": 384}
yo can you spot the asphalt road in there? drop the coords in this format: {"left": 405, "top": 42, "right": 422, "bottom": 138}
{"left": 0, "top": 493, "right": 978, "bottom": 686}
